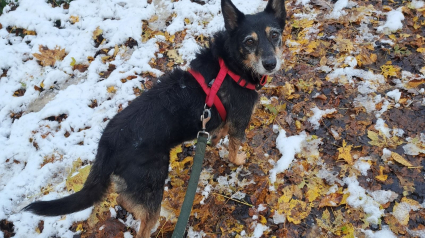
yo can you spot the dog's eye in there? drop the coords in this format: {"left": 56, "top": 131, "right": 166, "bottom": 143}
{"left": 271, "top": 32, "right": 279, "bottom": 39}
{"left": 245, "top": 39, "right": 255, "bottom": 46}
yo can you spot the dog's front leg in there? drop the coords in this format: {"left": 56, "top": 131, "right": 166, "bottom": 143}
{"left": 227, "top": 121, "right": 249, "bottom": 165}
{"left": 228, "top": 135, "right": 246, "bottom": 165}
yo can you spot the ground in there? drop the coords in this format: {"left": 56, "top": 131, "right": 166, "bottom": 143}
{"left": 0, "top": 0, "right": 425, "bottom": 237}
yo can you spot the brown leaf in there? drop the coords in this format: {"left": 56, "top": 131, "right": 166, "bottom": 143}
{"left": 319, "top": 193, "right": 343, "bottom": 207}
{"left": 33, "top": 45, "right": 67, "bottom": 66}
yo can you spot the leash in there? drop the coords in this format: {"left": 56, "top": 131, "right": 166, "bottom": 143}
{"left": 172, "top": 107, "right": 210, "bottom": 238}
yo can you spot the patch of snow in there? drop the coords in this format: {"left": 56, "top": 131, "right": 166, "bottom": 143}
{"left": 308, "top": 107, "right": 336, "bottom": 129}
{"left": 375, "top": 118, "right": 390, "bottom": 138}
{"left": 269, "top": 130, "right": 307, "bottom": 186}
{"left": 231, "top": 191, "right": 246, "bottom": 200}
{"left": 381, "top": 148, "right": 392, "bottom": 162}
{"left": 410, "top": 0, "right": 425, "bottom": 9}
{"left": 368, "top": 190, "right": 398, "bottom": 204}
{"left": 187, "top": 226, "right": 206, "bottom": 238}
{"left": 296, "top": 0, "right": 311, "bottom": 6}
{"left": 393, "top": 200, "right": 421, "bottom": 224}
{"left": 354, "top": 158, "right": 371, "bottom": 176}
{"left": 386, "top": 89, "right": 401, "bottom": 102}
{"left": 377, "top": 8, "right": 405, "bottom": 34}
{"left": 123, "top": 231, "right": 133, "bottom": 238}
{"left": 403, "top": 134, "right": 425, "bottom": 155}
{"left": 273, "top": 212, "right": 286, "bottom": 224}
{"left": 344, "top": 177, "right": 384, "bottom": 224}
{"left": 328, "top": 0, "right": 349, "bottom": 19}
{"left": 258, "top": 204, "right": 267, "bottom": 212}
{"left": 251, "top": 223, "right": 270, "bottom": 238}
{"left": 363, "top": 225, "right": 397, "bottom": 238}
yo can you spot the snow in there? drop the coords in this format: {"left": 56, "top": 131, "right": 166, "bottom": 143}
{"left": 354, "top": 158, "right": 371, "bottom": 176}
{"left": 410, "top": 0, "right": 425, "bottom": 9}
{"left": 375, "top": 118, "right": 390, "bottom": 138}
{"left": 296, "top": 0, "right": 311, "bottom": 6}
{"left": 344, "top": 177, "right": 384, "bottom": 224}
{"left": 377, "top": 8, "right": 405, "bottom": 34}
{"left": 269, "top": 130, "right": 307, "bottom": 186}
{"left": 403, "top": 133, "right": 425, "bottom": 155}
{"left": 308, "top": 107, "right": 336, "bottom": 129}
{"left": 328, "top": 0, "right": 349, "bottom": 19}
{"left": 363, "top": 225, "right": 397, "bottom": 238}
{"left": 187, "top": 226, "right": 206, "bottom": 238}
{"left": 251, "top": 223, "right": 270, "bottom": 238}
{"left": 386, "top": 89, "right": 401, "bottom": 103}
{"left": 368, "top": 190, "right": 398, "bottom": 204}
{"left": 272, "top": 212, "right": 286, "bottom": 224}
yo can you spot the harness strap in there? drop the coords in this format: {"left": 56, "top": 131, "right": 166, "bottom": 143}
{"left": 189, "top": 69, "right": 227, "bottom": 121}
{"left": 189, "top": 58, "right": 268, "bottom": 121}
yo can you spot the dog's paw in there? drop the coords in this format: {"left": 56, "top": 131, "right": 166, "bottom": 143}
{"left": 231, "top": 152, "right": 247, "bottom": 165}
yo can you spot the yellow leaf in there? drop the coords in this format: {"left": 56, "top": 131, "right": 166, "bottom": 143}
{"left": 367, "top": 130, "right": 404, "bottom": 148}
{"left": 292, "top": 19, "right": 314, "bottom": 29}
{"left": 417, "top": 48, "right": 425, "bottom": 53}
{"left": 381, "top": 65, "right": 401, "bottom": 78}
{"left": 76, "top": 223, "right": 84, "bottom": 232}
{"left": 107, "top": 86, "right": 116, "bottom": 93}
{"left": 391, "top": 152, "right": 413, "bottom": 167}
{"left": 184, "top": 18, "right": 191, "bottom": 24}
{"left": 375, "top": 166, "right": 388, "bottom": 182}
{"left": 285, "top": 199, "right": 311, "bottom": 224}
{"left": 306, "top": 185, "right": 320, "bottom": 202}
{"left": 40, "top": 80, "right": 45, "bottom": 89}
{"left": 320, "top": 56, "right": 327, "bottom": 66}
{"left": 389, "top": 34, "right": 397, "bottom": 40}
{"left": 341, "top": 223, "right": 355, "bottom": 238}
{"left": 70, "top": 15, "right": 79, "bottom": 24}
{"left": 259, "top": 215, "right": 267, "bottom": 224}
{"left": 337, "top": 140, "right": 353, "bottom": 165}
{"left": 92, "top": 26, "right": 103, "bottom": 40}
{"left": 70, "top": 57, "right": 76, "bottom": 66}
{"left": 66, "top": 165, "right": 92, "bottom": 192}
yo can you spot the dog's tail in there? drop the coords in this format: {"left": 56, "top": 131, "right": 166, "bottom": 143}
{"left": 23, "top": 147, "right": 114, "bottom": 216}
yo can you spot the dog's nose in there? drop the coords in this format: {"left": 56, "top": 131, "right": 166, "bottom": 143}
{"left": 262, "top": 58, "right": 277, "bottom": 71}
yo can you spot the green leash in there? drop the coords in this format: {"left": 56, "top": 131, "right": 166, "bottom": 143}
{"left": 172, "top": 108, "right": 211, "bottom": 238}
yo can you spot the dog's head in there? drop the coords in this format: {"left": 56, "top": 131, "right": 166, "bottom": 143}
{"left": 221, "top": 0, "right": 286, "bottom": 78}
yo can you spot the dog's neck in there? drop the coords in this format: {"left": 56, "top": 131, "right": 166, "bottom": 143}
{"left": 189, "top": 31, "right": 262, "bottom": 86}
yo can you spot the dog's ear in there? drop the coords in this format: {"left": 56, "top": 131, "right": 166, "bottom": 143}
{"left": 221, "top": 0, "right": 245, "bottom": 31}
{"left": 264, "top": 0, "right": 286, "bottom": 28}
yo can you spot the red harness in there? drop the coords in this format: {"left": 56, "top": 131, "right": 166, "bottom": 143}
{"left": 189, "top": 58, "right": 268, "bottom": 121}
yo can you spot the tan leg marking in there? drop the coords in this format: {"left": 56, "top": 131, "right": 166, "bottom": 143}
{"left": 228, "top": 136, "right": 246, "bottom": 165}
{"left": 117, "top": 194, "right": 160, "bottom": 238}
{"left": 210, "top": 123, "right": 229, "bottom": 146}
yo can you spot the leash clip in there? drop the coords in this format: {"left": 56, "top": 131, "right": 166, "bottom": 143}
{"left": 198, "top": 105, "right": 211, "bottom": 138}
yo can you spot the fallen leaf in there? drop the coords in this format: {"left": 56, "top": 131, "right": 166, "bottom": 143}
{"left": 337, "top": 140, "right": 353, "bottom": 165}
{"left": 33, "top": 45, "right": 67, "bottom": 66}
{"left": 376, "top": 166, "right": 388, "bottom": 182}
{"left": 391, "top": 152, "right": 413, "bottom": 167}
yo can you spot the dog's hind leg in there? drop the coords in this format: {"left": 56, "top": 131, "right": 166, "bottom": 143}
{"left": 117, "top": 193, "right": 161, "bottom": 238}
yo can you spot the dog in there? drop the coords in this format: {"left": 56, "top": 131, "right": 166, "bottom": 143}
{"left": 24, "top": 0, "right": 286, "bottom": 236}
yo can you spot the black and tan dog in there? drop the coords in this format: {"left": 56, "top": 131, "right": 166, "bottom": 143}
{"left": 24, "top": 0, "right": 286, "bottom": 236}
